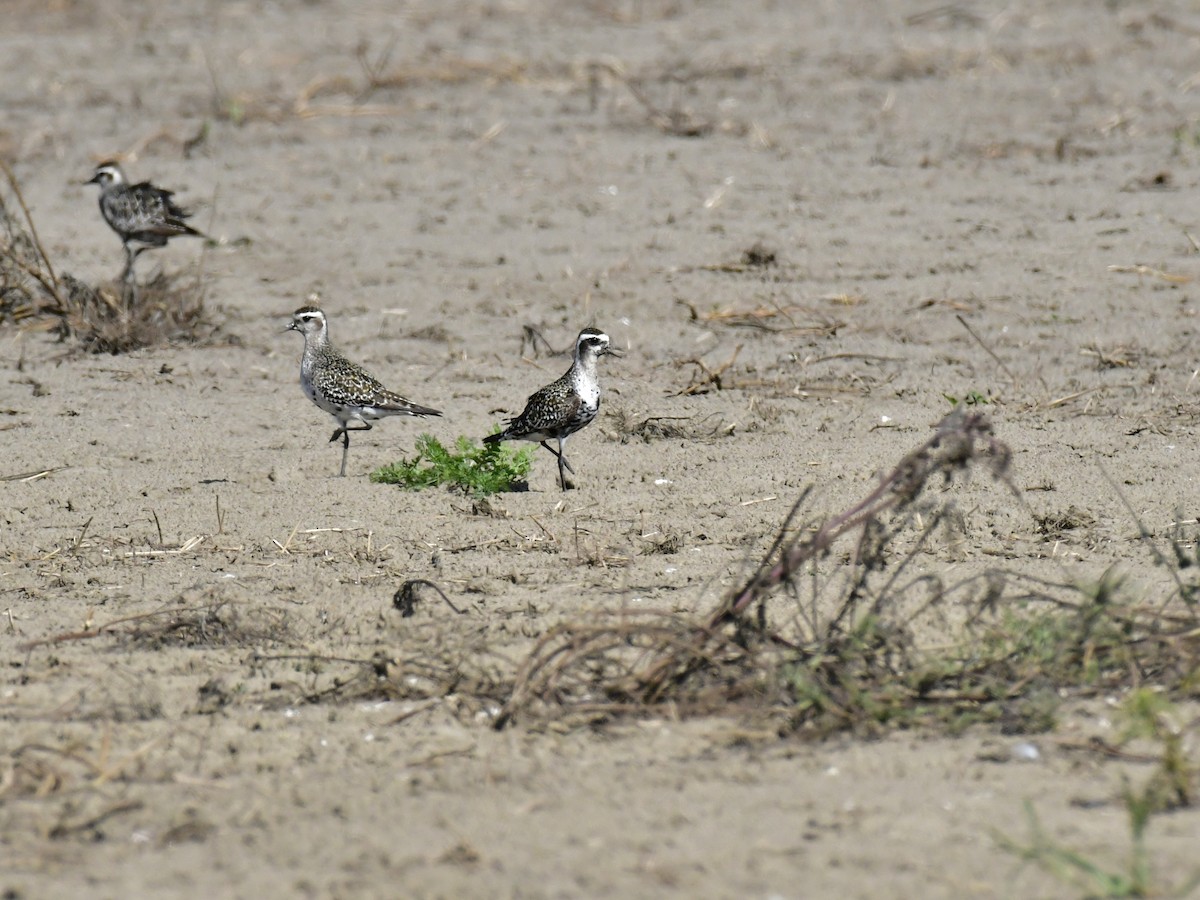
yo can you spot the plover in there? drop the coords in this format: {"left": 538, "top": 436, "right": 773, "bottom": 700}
{"left": 484, "top": 327, "right": 617, "bottom": 491}
{"left": 84, "top": 161, "right": 205, "bottom": 285}
{"left": 288, "top": 305, "right": 442, "bottom": 477}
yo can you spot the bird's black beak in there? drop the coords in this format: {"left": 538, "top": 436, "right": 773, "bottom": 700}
{"left": 84, "top": 173, "right": 102, "bottom": 186}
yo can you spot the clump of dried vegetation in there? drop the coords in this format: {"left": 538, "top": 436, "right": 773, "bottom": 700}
{"left": 492, "top": 409, "right": 1200, "bottom": 737}
{"left": 0, "top": 161, "right": 213, "bottom": 353}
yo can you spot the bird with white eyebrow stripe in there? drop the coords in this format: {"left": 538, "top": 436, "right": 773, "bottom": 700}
{"left": 484, "top": 327, "right": 619, "bottom": 491}
{"left": 288, "top": 305, "right": 442, "bottom": 477}
{"left": 84, "top": 161, "right": 206, "bottom": 289}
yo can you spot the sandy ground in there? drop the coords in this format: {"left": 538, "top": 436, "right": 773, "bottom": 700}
{"left": 5, "top": 0, "right": 1200, "bottom": 896}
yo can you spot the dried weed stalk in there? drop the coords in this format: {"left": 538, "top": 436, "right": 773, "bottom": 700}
{"left": 0, "top": 159, "right": 64, "bottom": 321}
{"left": 520, "top": 323, "right": 567, "bottom": 359}
{"left": 675, "top": 343, "right": 742, "bottom": 395}
{"left": 712, "top": 409, "right": 1014, "bottom": 626}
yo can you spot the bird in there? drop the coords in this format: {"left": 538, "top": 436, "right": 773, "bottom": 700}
{"left": 84, "top": 161, "right": 205, "bottom": 287}
{"left": 484, "top": 327, "right": 618, "bottom": 491}
{"left": 287, "top": 305, "right": 442, "bottom": 477}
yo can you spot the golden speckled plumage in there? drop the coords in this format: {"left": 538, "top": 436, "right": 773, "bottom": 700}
{"left": 288, "top": 305, "right": 441, "bottom": 476}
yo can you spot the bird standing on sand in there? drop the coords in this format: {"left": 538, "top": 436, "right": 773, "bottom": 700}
{"left": 85, "top": 161, "right": 205, "bottom": 287}
{"left": 288, "top": 305, "right": 442, "bottom": 477}
{"left": 484, "top": 327, "right": 617, "bottom": 491}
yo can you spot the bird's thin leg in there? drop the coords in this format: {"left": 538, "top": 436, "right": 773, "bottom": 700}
{"left": 556, "top": 436, "right": 572, "bottom": 491}
{"left": 120, "top": 245, "right": 138, "bottom": 306}
{"left": 538, "top": 440, "right": 576, "bottom": 474}
{"left": 122, "top": 246, "right": 151, "bottom": 306}
{"left": 120, "top": 244, "right": 135, "bottom": 284}
{"left": 329, "top": 423, "right": 373, "bottom": 444}
{"left": 330, "top": 422, "right": 372, "bottom": 477}
{"left": 327, "top": 427, "right": 350, "bottom": 477}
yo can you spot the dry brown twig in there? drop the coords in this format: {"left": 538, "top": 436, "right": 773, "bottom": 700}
{"left": 1080, "top": 343, "right": 1140, "bottom": 369}
{"left": 48, "top": 801, "right": 145, "bottom": 838}
{"left": 586, "top": 58, "right": 713, "bottom": 137}
{"left": 707, "top": 306, "right": 842, "bottom": 336}
{"left": 0, "top": 466, "right": 67, "bottom": 483}
{"left": 676, "top": 344, "right": 743, "bottom": 395}
{"left": 1107, "top": 264, "right": 1192, "bottom": 284}
{"left": 520, "top": 324, "right": 564, "bottom": 359}
{"left": 0, "top": 158, "right": 65, "bottom": 314}
{"left": 955, "top": 313, "right": 1020, "bottom": 389}
{"left": 106, "top": 125, "right": 209, "bottom": 164}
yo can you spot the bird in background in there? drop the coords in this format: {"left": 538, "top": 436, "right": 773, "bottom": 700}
{"left": 288, "top": 304, "right": 442, "bottom": 477}
{"left": 85, "top": 161, "right": 206, "bottom": 291}
{"left": 484, "top": 327, "right": 618, "bottom": 491}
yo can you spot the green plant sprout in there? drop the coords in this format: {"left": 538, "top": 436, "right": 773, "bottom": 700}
{"left": 943, "top": 389, "right": 990, "bottom": 407}
{"left": 371, "top": 434, "right": 533, "bottom": 496}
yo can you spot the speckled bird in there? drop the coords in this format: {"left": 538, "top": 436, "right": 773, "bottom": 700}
{"left": 288, "top": 305, "right": 442, "bottom": 477}
{"left": 85, "top": 161, "right": 205, "bottom": 285}
{"left": 484, "top": 327, "right": 618, "bottom": 491}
